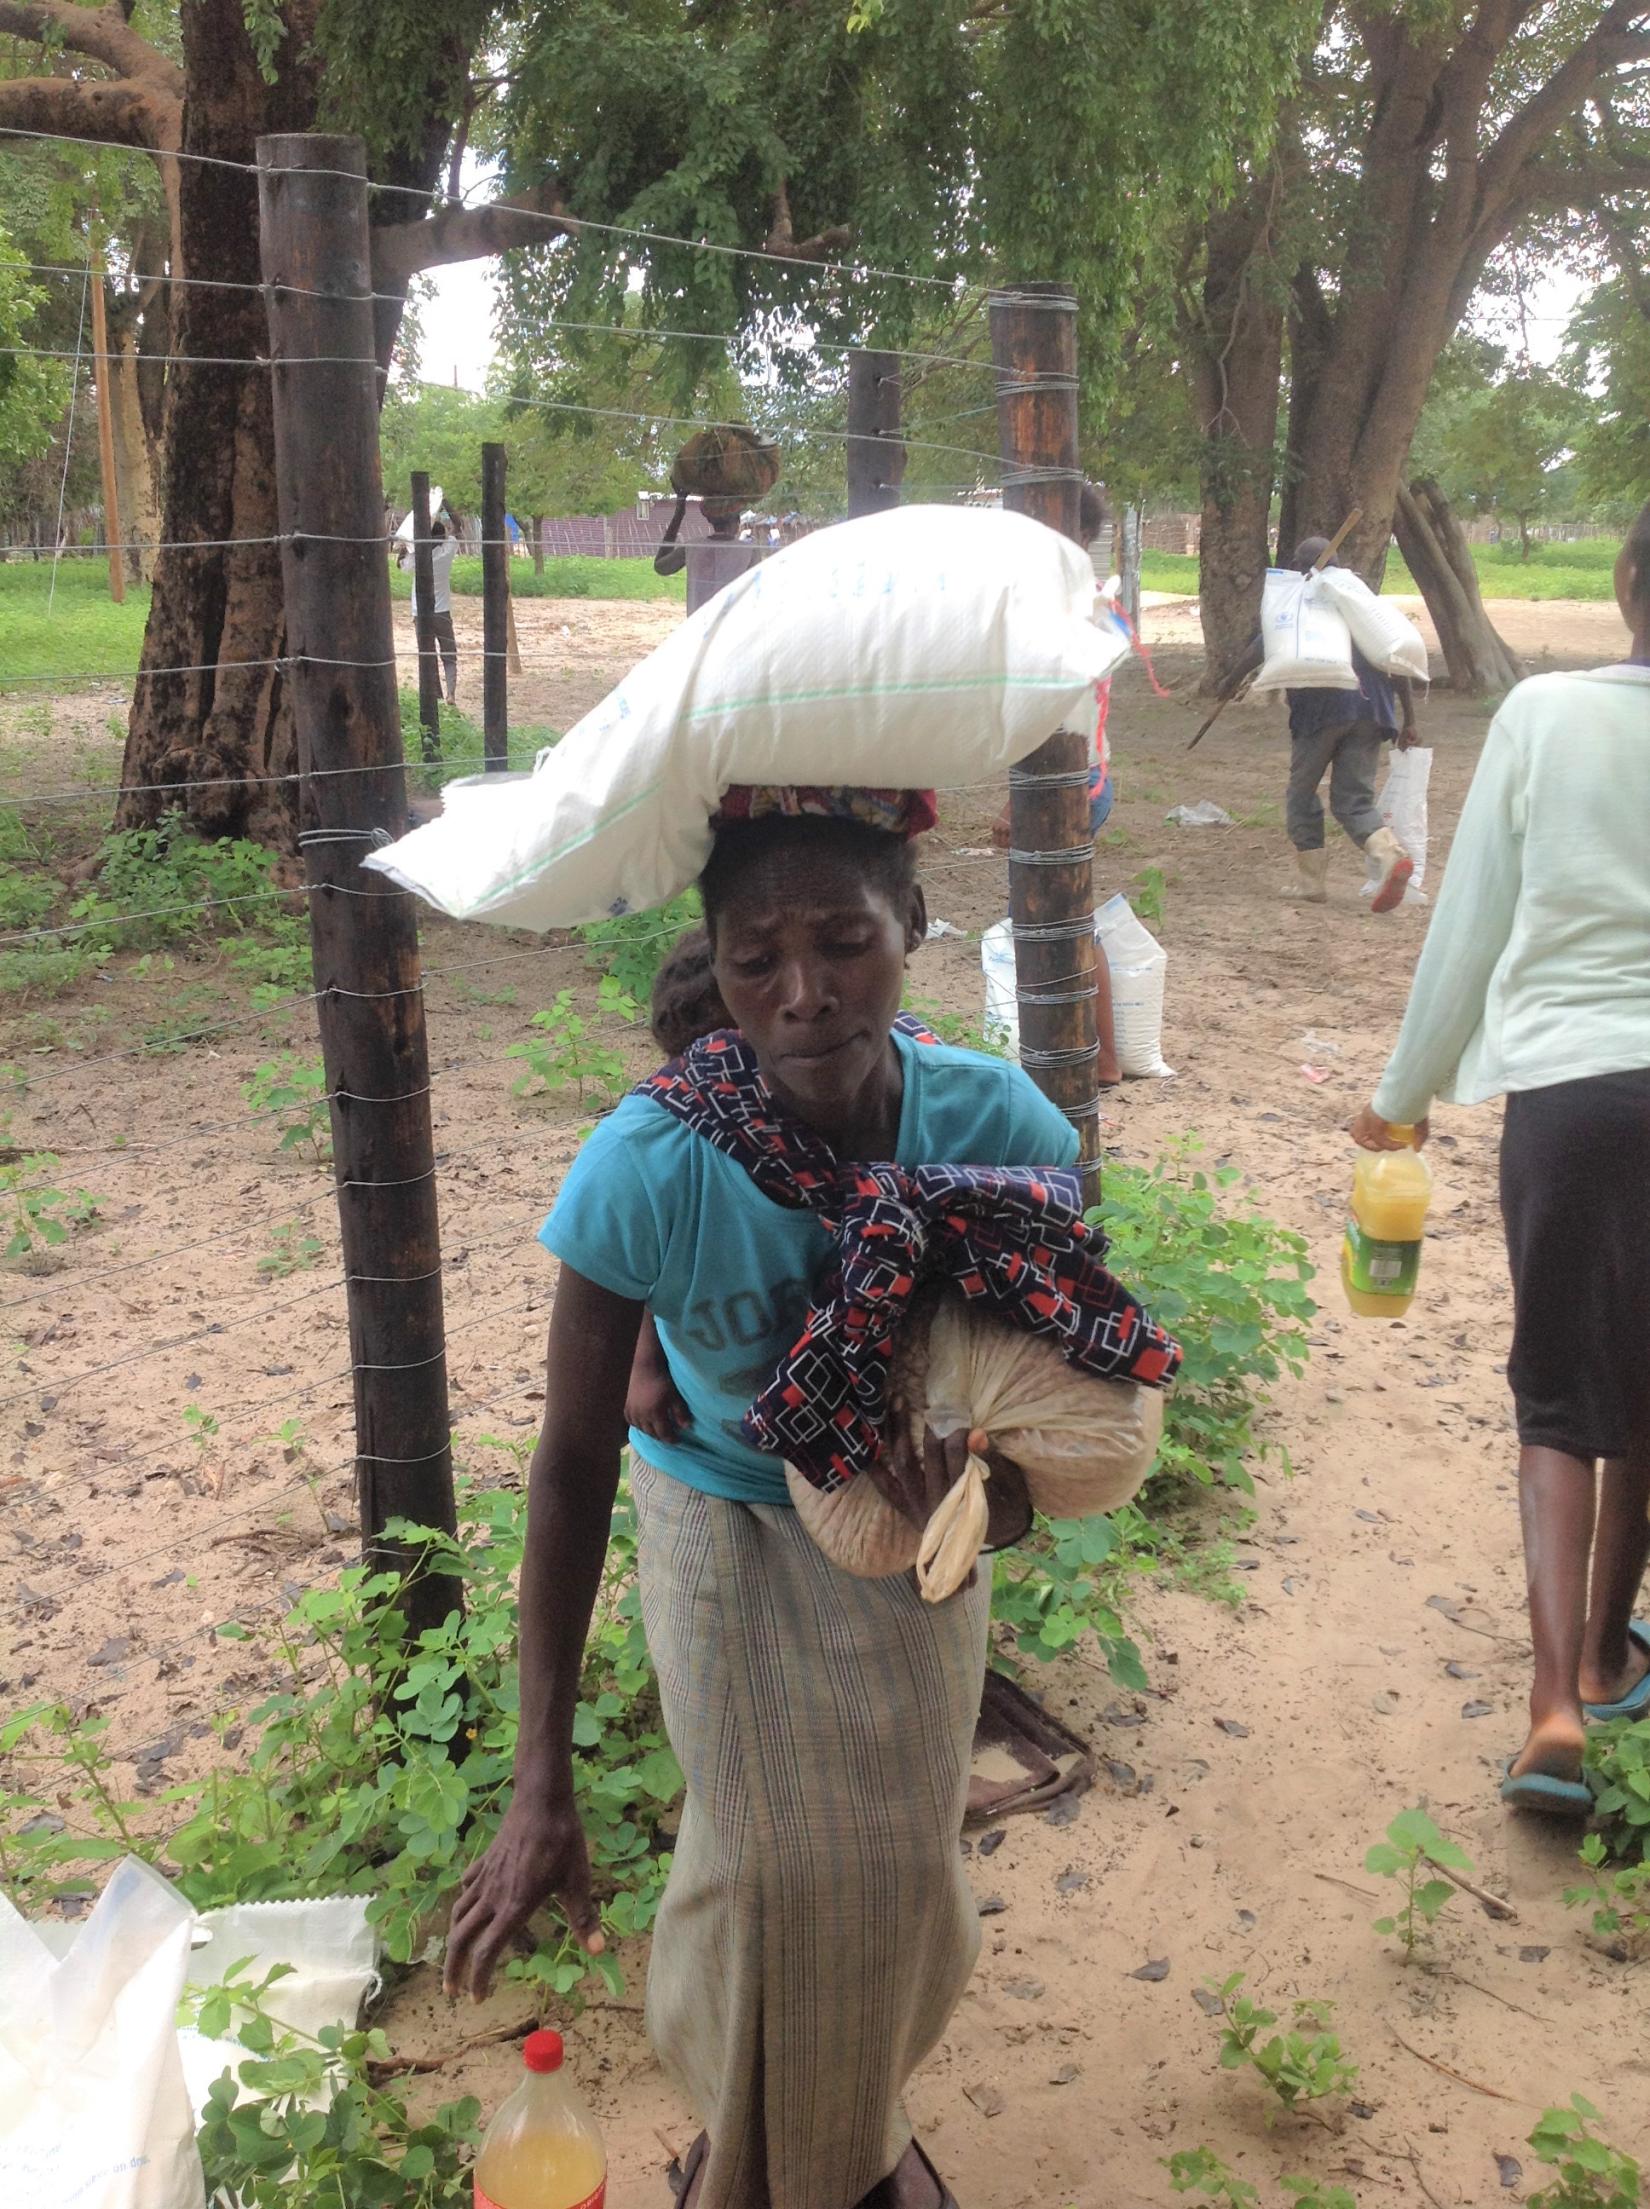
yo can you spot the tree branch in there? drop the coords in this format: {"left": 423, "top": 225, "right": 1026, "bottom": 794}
{"left": 0, "top": 0, "right": 181, "bottom": 98}
{"left": 373, "top": 177, "right": 855, "bottom": 288}
{"left": 0, "top": 73, "right": 169, "bottom": 151}
{"left": 1475, "top": 1, "right": 1650, "bottom": 229}
{"left": 371, "top": 180, "right": 577, "bottom": 287}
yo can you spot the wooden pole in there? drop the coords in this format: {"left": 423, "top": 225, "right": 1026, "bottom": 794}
{"left": 87, "top": 231, "right": 124, "bottom": 606}
{"left": 846, "top": 350, "right": 905, "bottom": 518}
{"left": 481, "top": 440, "right": 509, "bottom": 770}
{"left": 990, "top": 283, "right": 1103, "bottom": 1204}
{"left": 410, "top": 469, "right": 442, "bottom": 763}
{"left": 257, "top": 131, "right": 460, "bottom": 1632}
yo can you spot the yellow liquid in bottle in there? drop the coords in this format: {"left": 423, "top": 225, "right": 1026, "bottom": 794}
{"left": 1342, "top": 1132, "right": 1432, "bottom": 1319}
{"left": 474, "top": 2069, "right": 607, "bottom": 2209}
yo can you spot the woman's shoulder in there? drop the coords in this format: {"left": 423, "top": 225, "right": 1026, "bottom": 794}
{"left": 900, "top": 1030, "right": 1078, "bottom": 1168}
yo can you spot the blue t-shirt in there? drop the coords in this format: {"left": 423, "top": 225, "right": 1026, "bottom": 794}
{"left": 540, "top": 1026, "right": 1080, "bottom": 1505}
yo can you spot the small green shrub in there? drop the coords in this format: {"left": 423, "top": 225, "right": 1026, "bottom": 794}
{"left": 243, "top": 1053, "right": 331, "bottom": 1161}
{"left": 257, "top": 1222, "right": 326, "bottom": 1279}
{"left": 1526, "top": 2098, "right": 1640, "bottom": 2209}
{"left": 1566, "top": 1832, "right": 1650, "bottom": 1954}
{"left": 1210, "top": 1974, "right": 1358, "bottom": 2112}
{"left": 579, "top": 889, "right": 703, "bottom": 1002}
{"left": 1584, "top": 1716, "right": 1650, "bottom": 1858}
{"left": 1165, "top": 2158, "right": 1355, "bottom": 2209}
{"left": 1366, "top": 1804, "right": 1470, "bottom": 1960}
{"left": 508, "top": 978, "right": 638, "bottom": 1104}
{"left": 74, "top": 813, "right": 279, "bottom": 951}
{"left": 0, "top": 1151, "right": 101, "bottom": 1261}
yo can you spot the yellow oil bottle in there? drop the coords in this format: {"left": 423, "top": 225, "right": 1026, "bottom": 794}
{"left": 1343, "top": 1130, "right": 1432, "bottom": 1319}
{"left": 474, "top": 2030, "right": 607, "bottom": 2209}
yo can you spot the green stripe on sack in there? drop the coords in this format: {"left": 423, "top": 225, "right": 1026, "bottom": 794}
{"left": 460, "top": 775, "right": 669, "bottom": 911}
{"left": 681, "top": 671, "right": 1082, "bottom": 718}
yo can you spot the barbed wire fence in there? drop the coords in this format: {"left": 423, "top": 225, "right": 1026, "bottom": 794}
{"left": 0, "top": 127, "right": 1104, "bottom": 1812}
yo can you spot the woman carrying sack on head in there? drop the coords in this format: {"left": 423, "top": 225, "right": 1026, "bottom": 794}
{"left": 444, "top": 786, "right": 1175, "bottom": 2209}
{"left": 1352, "top": 505, "right": 1650, "bottom": 1820}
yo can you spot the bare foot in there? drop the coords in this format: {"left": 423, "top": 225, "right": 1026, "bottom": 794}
{"left": 1509, "top": 1711, "right": 1587, "bottom": 1783}
{"left": 1579, "top": 1634, "right": 1650, "bottom": 1710}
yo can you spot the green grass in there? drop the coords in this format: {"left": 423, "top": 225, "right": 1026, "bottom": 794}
{"left": 1142, "top": 536, "right": 1622, "bottom": 603}
{"left": 388, "top": 554, "right": 686, "bottom": 604}
{"left": 0, "top": 559, "right": 151, "bottom": 688}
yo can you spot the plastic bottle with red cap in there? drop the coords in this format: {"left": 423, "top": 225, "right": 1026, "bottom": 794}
{"left": 473, "top": 2029, "right": 606, "bottom": 2209}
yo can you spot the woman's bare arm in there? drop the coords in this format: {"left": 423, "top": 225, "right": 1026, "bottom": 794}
{"left": 443, "top": 1265, "right": 644, "bottom": 2000}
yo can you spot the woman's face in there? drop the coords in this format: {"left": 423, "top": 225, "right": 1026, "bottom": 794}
{"left": 709, "top": 847, "right": 926, "bottom": 1124}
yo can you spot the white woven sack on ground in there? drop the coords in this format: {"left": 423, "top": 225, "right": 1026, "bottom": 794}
{"left": 1249, "top": 568, "right": 1360, "bottom": 694}
{"left": 1314, "top": 565, "right": 1429, "bottom": 681}
{"left": 982, "top": 894, "right": 1173, "bottom": 1079}
{"left": 366, "top": 505, "right": 1126, "bottom": 931}
{"left": 1361, "top": 744, "right": 1432, "bottom": 907}
{"left": 0, "top": 1857, "right": 205, "bottom": 2209}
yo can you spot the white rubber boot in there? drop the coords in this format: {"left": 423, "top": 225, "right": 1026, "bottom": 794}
{"left": 1365, "top": 825, "right": 1414, "bottom": 914}
{"left": 1283, "top": 845, "right": 1331, "bottom": 903}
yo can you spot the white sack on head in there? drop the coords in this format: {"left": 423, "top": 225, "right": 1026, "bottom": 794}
{"left": 1249, "top": 568, "right": 1360, "bottom": 694}
{"left": 1313, "top": 565, "right": 1429, "bottom": 682}
{"left": 364, "top": 505, "right": 1125, "bottom": 930}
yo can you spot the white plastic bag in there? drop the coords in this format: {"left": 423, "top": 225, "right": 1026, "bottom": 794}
{"left": 982, "top": 894, "right": 1172, "bottom": 1079}
{"left": 0, "top": 1857, "right": 205, "bottom": 2209}
{"left": 1361, "top": 745, "right": 1432, "bottom": 907}
{"left": 1314, "top": 566, "right": 1428, "bottom": 682}
{"left": 394, "top": 485, "right": 445, "bottom": 541}
{"left": 366, "top": 505, "right": 1126, "bottom": 931}
{"left": 1250, "top": 568, "right": 1360, "bottom": 694}
{"left": 787, "top": 1298, "right": 1165, "bottom": 1598}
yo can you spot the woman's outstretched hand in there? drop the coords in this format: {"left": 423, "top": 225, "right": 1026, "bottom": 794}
{"left": 1350, "top": 1104, "right": 1430, "bottom": 1152}
{"left": 443, "top": 1784, "right": 603, "bottom": 2003}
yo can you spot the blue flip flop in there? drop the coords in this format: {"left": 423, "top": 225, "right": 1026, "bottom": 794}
{"left": 1499, "top": 1759, "right": 1593, "bottom": 1820}
{"left": 1582, "top": 1620, "right": 1650, "bottom": 1723}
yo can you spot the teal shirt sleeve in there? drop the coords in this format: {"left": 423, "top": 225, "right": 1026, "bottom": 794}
{"left": 998, "top": 1063, "right": 1081, "bottom": 1170}
{"left": 538, "top": 1110, "right": 662, "bottom": 1304}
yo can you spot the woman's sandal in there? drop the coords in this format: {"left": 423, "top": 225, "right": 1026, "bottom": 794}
{"left": 1582, "top": 1620, "right": 1650, "bottom": 1722}
{"left": 862, "top": 2138, "right": 960, "bottom": 2209}
{"left": 1498, "top": 1756, "right": 1593, "bottom": 1820}
{"left": 666, "top": 2131, "right": 709, "bottom": 2204}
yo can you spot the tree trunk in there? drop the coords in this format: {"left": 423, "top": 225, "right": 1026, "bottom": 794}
{"left": 532, "top": 514, "right": 545, "bottom": 576}
{"left": 1189, "top": 200, "right": 1286, "bottom": 689}
{"left": 107, "top": 314, "right": 160, "bottom": 582}
{"left": 1393, "top": 477, "right": 1521, "bottom": 695}
{"left": 113, "top": 0, "right": 322, "bottom": 846}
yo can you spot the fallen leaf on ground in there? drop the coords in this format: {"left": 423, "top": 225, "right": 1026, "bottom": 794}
{"left": 1130, "top": 1958, "right": 1171, "bottom": 1982}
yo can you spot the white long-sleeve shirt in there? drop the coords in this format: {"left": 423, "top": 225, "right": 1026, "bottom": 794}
{"left": 1373, "top": 664, "right": 1650, "bottom": 1125}
{"left": 409, "top": 535, "right": 456, "bottom": 618}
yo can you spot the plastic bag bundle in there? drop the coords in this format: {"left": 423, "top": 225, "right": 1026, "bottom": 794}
{"left": 981, "top": 893, "right": 1172, "bottom": 1079}
{"left": 1250, "top": 568, "right": 1360, "bottom": 694}
{"left": 786, "top": 1294, "right": 1165, "bottom": 1600}
{"left": 1361, "top": 745, "right": 1432, "bottom": 907}
{"left": 365, "top": 505, "right": 1126, "bottom": 932}
{"left": 1314, "top": 565, "right": 1429, "bottom": 682}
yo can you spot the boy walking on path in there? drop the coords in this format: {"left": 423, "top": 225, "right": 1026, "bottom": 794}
{"left": 1282, "top": 533, "right": 1418, "bottom": 911}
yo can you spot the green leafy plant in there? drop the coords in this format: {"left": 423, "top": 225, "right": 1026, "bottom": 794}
{"left": 1131, "top": 863, "right": 1167, "bottom": 925}
{"left": 1210, "top": 1974, "right": 1358, "bottom": 2112}
{"left": 1280, "top": 2184, "right": 1357, "bottom": 2209}
{"left": 1565, "top": 1832, "right": 1650, "bottom": 1956}
{"left": 0, "top": 1478, "right": 678, "bottom": 1991}
{"left": 1166, "top": 2148, "right": 1260, "bottom": 2205}
{"left": 1584, "top": 1715, "right": 1650, "bottom": 1859}
{"left": 258, "top": 1221, "right": 326, "bottom": 1278}
{"left": 189, "top": 1959, "right": 480, "bottom": 2208}
{"left": 1093, "top": 1141, "right": 1316, "bottom": 1494}
{"left": 1366, "top": 1805, "right": 1471, "bottom": 1959}
{"left": 228, "top": 910, "right": 313, "bottom": 996}
{"left": 243, "top": 1052, "right": 332, "bottom": 1161}
{"left": 72, "top": 812, "right": 280, "bottom": 952}
{"left": 580, "top": 889, "right": 703, "bottom": 1001}
{"left": 507, "top": 978, "right": 638, "bottom": 1104}
{"left": 1526, "top": 2098, "right": 1640, "bottom": 2209}
{"left": 0, "top": 1150, "right": 101, "bottom": 1262}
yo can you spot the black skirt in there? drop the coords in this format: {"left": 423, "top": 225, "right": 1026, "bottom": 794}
{"left": 1499, "top": 1067, "right": 1650, "bottom": 1461}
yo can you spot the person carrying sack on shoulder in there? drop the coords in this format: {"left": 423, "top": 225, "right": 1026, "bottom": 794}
{"left": 1280, "top": 533, "right": 1418, "bottom": 910}
{"left": 1221, "top": 533, "right": 1421, "bottom": 910}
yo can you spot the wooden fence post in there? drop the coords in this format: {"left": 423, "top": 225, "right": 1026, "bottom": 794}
{"left": 990, "top": 282, "right": 1102, "bottom": 1206}
{"left": 410, "top": 469, "right": 442, "bottom": 763}
{"left": 481, "top": 440, "right": 509, "bottom": 771}
{"left": 846, "top": 350, "right": 904, "bottom": 518}
{"left": 257, "top": 131, "right": 460, "bottom": 1631}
